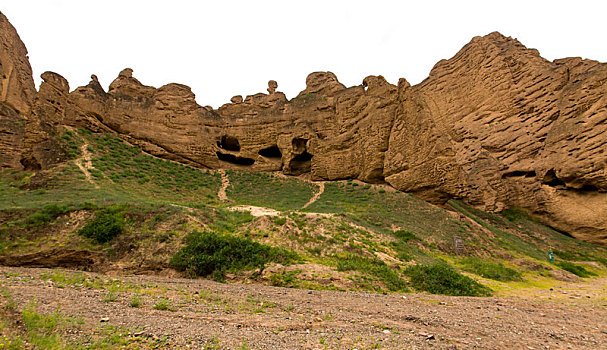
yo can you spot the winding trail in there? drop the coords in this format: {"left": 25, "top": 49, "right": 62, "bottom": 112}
{"left": 302, "top": 182, "right": 324, "bottom": 209}
{"left": 75, "top": 142, "right": 99, "bottom": 189}
{"left": 217, "top": 169, "right": 230, "bottom": 201}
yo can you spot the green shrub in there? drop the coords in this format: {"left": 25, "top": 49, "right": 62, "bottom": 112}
{"left": 335, "top": 255, "right": 407, "bottom": 292}
{"left": 130, "top": 295, "right": 142, "bottom": 308}
{"left": 78, "top": 206, "right": 125, "bottom": 243}
{"left": 26, "top": 204, "right": 70, "bottom": 226}
{"left": 273, "top": 217, "right": 287, "bottom": 226}
{"left": 556, "top": 261, "right": 597, "bottom": 278}
{"left": 393, "top": 230, "right": 420, "bottom": 242}
{"left": 404, "top": 263, "right": 491, "bottom": 296}
{"left": 154, "top": 299, "right": 171, "bottom": 311}
{"left": 460, "top": 257, "right": 522, "bottom": 282}
{"left": 170, "top": 231, "right": 298, "bottom": 281}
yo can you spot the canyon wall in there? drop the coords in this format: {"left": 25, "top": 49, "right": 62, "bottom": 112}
{"left": 1, "top": 11, "right": 605, "bottom": 243}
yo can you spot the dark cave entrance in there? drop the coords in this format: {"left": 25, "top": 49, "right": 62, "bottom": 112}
{"left": 217, "top": 135, "right": 240, "bottom": 152}
{"left": 216, "top": 151, "right": 255, "bottom": 166}
{"left": 258, "top": 145, "right": 282, "bottom": 159}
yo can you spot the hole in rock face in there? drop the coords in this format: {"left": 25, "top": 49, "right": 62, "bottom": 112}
{"left": 542, "top": 169, "right": 566, "bottom": 187}
{"left": 217, "top": 135, "right": 240, "bottom": 152}
{"left": 20, "top": 157, "right": 41, "bottom": 171}
{"left": 216, "top": 151, "right": 254, "bottom": 166}
{"left": 502, "top": 170, "right": 536, "bottom": 178}
{"left": 292, "top": 151, "right": 313, "bottom": 162}
{"left": 258, "top": 145, "right": 282, "bottom": 158}
{"left": 577, "top": 184, "right": 598, "bottom": 192}
{"left": 292, "top": 138, "right": 307, "bottom": 153}
{"left": 290, "top": 151, "right": 313, "bottom": 174}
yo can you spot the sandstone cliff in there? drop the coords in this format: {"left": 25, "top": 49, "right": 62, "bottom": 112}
{"left": 1, "top": 11, "right": 605, "bottom": 243}
{"left": 0, "top": 12, "right": 66, "bottom": 170}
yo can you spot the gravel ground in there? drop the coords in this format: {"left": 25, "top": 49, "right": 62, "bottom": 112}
{"left": 1, "top": 266, "right": 606, "bottom": 349}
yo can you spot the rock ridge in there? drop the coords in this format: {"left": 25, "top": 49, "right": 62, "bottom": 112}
{"left": 0, "top": 11, "right": 605, "bottom": 243}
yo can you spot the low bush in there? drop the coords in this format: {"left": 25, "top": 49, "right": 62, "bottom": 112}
{"left": 335, "top": 255, "right": 407, "bottom": 292}
{"left": 460, "top": 257, "right": 522, "bottom": 282}
{"left": 404, "top": 263, "right": 491, "bottom": 296}
{"left": 393, "top": 230, "right": 420, "bottom": 242}
{"left": 273, "top": 217, "right": 287, "bottom": 226}
{"left": 556, "top": 261, "right": 597, "bottom": 278}
{"left": 26, "top": 204, "right": 70, "bottom": 226}
{"left": 78, "top": 206, "right": 125, "bottom": 243}
{"left": 170, "top": 231, "right": 298, "bottom": 281}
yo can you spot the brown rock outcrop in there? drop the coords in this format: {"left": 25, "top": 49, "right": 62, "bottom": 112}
{"left": 0, "top": 11, "right": 605, "bottom": 243}
{"left": 0, "top": 11, "right": 64, "bottom": 170}
{"left": 384, "top": 32, "right": 607, "bottom": 242}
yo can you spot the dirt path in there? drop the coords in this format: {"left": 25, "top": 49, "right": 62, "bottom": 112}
{"left": 302, "top": 182, "right": 325, "bottom": 209}
{"left": 75, "top": 142, "right": 99, "bottom": 189}
{"left": 228, "top": 205, "right": 280, "bottom": 217}
{"left": 217, "top": 169, "right": 230, "bottom": 201}
{"left": 1, "top": 266, "right": 606, "bottom": 349}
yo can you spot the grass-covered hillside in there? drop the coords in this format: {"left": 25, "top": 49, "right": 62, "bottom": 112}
{"left": 1, "top": 128, "right": 606, "bottom": 297}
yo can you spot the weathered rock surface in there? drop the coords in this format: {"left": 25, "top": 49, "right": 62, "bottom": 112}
{"left": 0, "top": 11, "right": 605, "bottom": 243}
{"left": 384, "top": 32, "right": 607, "bottom": 243}
{"left": 0, "top": 11, "right": 64, "bottom": 170}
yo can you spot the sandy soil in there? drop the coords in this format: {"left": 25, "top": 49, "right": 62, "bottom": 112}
{"left": 1, "top": 266, "right": 606, "bottom": 349}
{"left": 75, "top": 142, "right": 99, "bottom": 189}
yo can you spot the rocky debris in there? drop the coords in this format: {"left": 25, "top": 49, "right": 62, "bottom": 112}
{"left": 3, "top": 266, "right": 607, "bottom": 349}
{"left": 0, "top": 11, "right": 606, "bottom": 243}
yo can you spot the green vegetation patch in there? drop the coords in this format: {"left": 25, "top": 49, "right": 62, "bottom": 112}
{"left": 78, "top": 206, "right": 126, "bottom": 243}
{"left": 556, "top": 261, "right": 597, "bottom": 278}
{"left": 25, "top": 204, "right": 71, "bottom": 227}
{"left": 306, "top": 182, "right": 465, "bottom": 245}
{"left": 170, "top": 231, "right": 299, "bottom": 281}
{"left": 459, "top": 257, "right": 522, "bottom": 282}
{"left": 58, "top": 130, "right": 82, "bottom": 159}
{"left": 335, "top": 254, "right": 408, "bottom": 292}
{"left": 405, "top": 263, "right": 492, "bottom": 296}
{"left": 226, "top": 170, "right": 315, "bottom": 211}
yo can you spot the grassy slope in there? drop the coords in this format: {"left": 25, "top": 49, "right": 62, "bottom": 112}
{"left": 1, "top": 129, "right": 606, "bottom": 295}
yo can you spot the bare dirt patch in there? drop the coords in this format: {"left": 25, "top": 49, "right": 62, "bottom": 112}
{"left": 75, "top": 142, "right": 99, "bottom": 189}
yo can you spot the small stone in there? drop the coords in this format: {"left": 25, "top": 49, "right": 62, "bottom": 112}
{"left": 382, "top": 329, "right": 391, "bottom": 334}
{"left": 100, "top": 317, "right": 110, "bottom": 322}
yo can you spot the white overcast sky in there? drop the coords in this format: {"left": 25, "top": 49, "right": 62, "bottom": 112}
{"left": 2, "top": 0, "right": 606, "bottom": 108}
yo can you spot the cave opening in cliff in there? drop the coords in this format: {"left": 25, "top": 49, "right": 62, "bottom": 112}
{"left": 258, "top": 145, "right": 282, "bottom": 158}
{"left": 292, "top": 138, "right": 307, "bottom": 153}
{"left": 577, "top": 184, "right": 599, "bottom": 192}
{"left": 502, "top": 170, "right": 537, "bottom": 179}
{"left": 216, "top": 151, "right": 255, "bottom": 166}
{"left": 542, "top": 169, "right": 566, "bottom": 187}
{"left": 287, "top": 138, "right": 313, "bottom": 174}
{"left": 290, "top": 151, "right": 313, "bottom": 173}
{"left": 217, "top": 135, "right": 240, "bottom": 152}
{"left": 20, "top": 157, "right": 41, "bottom": 171}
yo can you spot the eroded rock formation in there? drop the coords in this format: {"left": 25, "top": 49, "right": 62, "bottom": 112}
{"left": 0, "top": 11, "right": 605, "bottom": 243}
